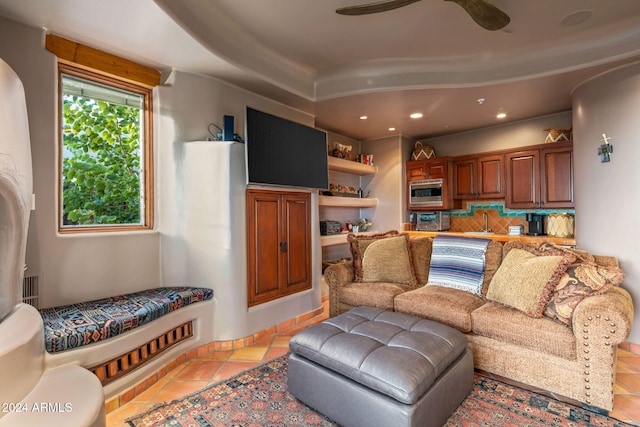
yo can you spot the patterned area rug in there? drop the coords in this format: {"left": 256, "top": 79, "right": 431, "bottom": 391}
{"left": 127, "top": 355, "right": 632, "bottom": 427}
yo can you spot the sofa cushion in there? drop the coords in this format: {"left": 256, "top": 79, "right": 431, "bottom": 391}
{"left": 361, "top": 235, "right": 417, "bottom": 286}
{"left": 486, "top": 248, "right": 575, "bottom": 318}
{"left": 348, "top": 230, "right": 399, "bottom": 282}
{"left": 339, "top": 282, "right": 413, "bottom": 311}
{"left": 394, "top": 285, "right": 485, "bottom": 332}
{"left": 409, "top": 236, "right": 433, "bottom": 285}
{"left": 471, "top": 302, "right": 576, "bottom": 360}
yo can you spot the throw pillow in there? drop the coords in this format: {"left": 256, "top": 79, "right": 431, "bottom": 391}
{"left": 409, "top": 236, "right": 433, "bottom": 285}
{"left": 544, "top": 260, "right": 624, "bottom": 328}
{"left": 481, "top": 240, "right": 503, "bottom": 296}
{"left": 361, "top": 234, "right": 418, "bottom": 286}
{"left": 503, "top": 240, "right": 595, "bottom": 263}
{"left": 486, "top": 248, "right": 575, "bottom": 318}
{"left": 347, "top": 230, "right": 399, "bottom": 282}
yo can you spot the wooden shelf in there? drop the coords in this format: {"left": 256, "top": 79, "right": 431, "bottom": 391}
{"left": 318, "top": 195, "right": 378, "bottom": 208}
{"left": 328, "top": 156, "right": 377, "bottom": 175}
{"left": 321, "top": 231, "right": 379, "bottom": 247}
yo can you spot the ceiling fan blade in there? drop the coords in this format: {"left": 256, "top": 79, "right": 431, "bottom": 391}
{"left": 444, "top": 0, "right": 510, "bottom": 31}
{"left": 336, "top": 0, "right": 421, "bottom": 16}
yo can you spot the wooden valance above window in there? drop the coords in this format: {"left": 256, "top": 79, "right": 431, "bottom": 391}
{"left": 45, "top": 34, "right": 161, "bottom": 88}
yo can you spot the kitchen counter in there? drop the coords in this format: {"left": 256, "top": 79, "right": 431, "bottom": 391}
{"left": 407, "top": 231, "right": 576, "bottom": 246}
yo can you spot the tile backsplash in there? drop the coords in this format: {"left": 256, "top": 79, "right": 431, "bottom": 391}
{"left": 449, "top": 200, "right": 575, "bottom": 234}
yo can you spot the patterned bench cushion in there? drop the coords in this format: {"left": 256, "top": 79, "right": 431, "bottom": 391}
{"left": 39, "top": 287, "right": 213, "bottom": 353}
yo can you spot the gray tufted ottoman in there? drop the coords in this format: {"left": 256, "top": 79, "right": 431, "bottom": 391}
{"left": 288, "top": 306, "right": 473, "bottom": 427}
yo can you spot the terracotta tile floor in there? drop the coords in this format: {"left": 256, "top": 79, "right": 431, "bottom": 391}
{"left": 106, "top": 316, "right": 640, "bottom": 426}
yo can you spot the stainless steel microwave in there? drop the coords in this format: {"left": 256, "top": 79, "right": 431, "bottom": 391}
{"left": 415, "top": 211, "right": 450, "bottom": 231}
{"left": 409, "top": 178, "right": 444, "bottom": 208}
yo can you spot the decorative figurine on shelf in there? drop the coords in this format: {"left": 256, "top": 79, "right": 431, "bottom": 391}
{"left": 598, "top": 133, "right": 613, "bottom": 163}
{"left": 357, "top": 218, "right": 372, "bottom": 232}
{"left": 330, "top": 142, "right": 352, "bottom": 159}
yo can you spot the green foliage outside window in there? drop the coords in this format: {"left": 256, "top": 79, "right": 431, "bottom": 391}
{"left": 61, "top": 92, "right": 143, "bottom": 226}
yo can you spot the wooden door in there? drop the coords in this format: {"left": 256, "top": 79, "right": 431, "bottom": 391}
{"left": 506, "top": 150, "right": 539, "bottom": 208}
{"left": 453, "top": 158, "right": 477, "bottom": 199}
{"left": 246, "top": 190, "right": 282, "bottom": 306}
{"left": 541, "top": 145, "right": 574, "bottom": 208}
{"left": 477, "top": 154, "right": 505, "bottom": 199}
{"left": 281, "top": 193, "right": 312, "bottom": 293}
{"left": 246, "top": 189, "right": 311, "bottom": 307}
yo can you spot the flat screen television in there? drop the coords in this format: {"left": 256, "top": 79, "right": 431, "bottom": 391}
{"left": 245, "top": 106, "right": 329, "bottom": 190}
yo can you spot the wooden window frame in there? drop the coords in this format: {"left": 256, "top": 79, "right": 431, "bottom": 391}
{"left": 48, "top": 34, "right": 158, "bottom": 233}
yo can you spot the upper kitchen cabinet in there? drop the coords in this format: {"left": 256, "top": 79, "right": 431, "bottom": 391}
{"left": 453, "top": 154, "right": 505, "bottom": 199}
{"left": 406, "top": 158, "right": 448, "bottom": 181}
{"left": 506, "top": 141, "right": 573, "bottom": 209}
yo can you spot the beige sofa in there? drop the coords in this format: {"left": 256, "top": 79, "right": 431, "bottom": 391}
{"left": 324, "top": 234, "right": 634, "bottom": 411}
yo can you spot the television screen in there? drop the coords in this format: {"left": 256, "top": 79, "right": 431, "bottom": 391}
{"left": 245, "top": 106, "right": 328, "bottom": 190}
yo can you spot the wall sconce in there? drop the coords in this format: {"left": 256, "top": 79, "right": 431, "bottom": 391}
{"left": 597, "top": 133, "right": 613, "bottom": 163}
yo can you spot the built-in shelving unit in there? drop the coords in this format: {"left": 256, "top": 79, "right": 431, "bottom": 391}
{"left": 320, "top": 156, "right": 379, "bottom": 249}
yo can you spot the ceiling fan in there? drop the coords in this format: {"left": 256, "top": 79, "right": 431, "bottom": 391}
{"left": 336, "top": 0, "right": 510, "bottom": 31}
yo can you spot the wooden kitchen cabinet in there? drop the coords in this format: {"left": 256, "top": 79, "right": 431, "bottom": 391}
{"left": 406, "top": 157, "right": 459, "bottom": 210}
{"left": 406, "top": 158, "right": 448, "bottom": 181}
{"left": 246, "top": 189, "right": 312, "bottom": 307}
{"left": 505, "top": 141, "right": 573, "bottom": 209}
{"left": 453, "top": 154, "right": 504, "bottom": 199}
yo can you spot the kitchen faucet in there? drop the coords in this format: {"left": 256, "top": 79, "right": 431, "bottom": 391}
{"left": 481, "top": 212, "right": 492, "bottom": 233}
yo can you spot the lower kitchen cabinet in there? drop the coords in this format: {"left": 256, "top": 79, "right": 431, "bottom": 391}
{"left": 246, "top": 189, "right": 312, "bottom": 307}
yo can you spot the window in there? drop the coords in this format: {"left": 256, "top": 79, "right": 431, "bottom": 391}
{"left": 47, "top": 34, "right": 160, "bottom": 233}
{"left": 58, "top": 64, "right": 153, "bottom": 231}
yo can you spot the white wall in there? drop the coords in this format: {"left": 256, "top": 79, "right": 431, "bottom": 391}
{"left": 423, "top": 111, "right": 572, "bottom": 156}
{"left": 156, "top": 70, "right": 322, "bottom": 341}
{"left": 572, "top": 62, "right": 640, "bottom": 344}
{"left": 0, "top": 16, "right": 160, "bottom": 307}
{"left": 361, "top": 135, "right": 415, "bottom": 231}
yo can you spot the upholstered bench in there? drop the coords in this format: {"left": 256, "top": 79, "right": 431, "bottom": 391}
{"left": 39, "top": 286, "right": 214, "bottom": 395}
{"left": 288, "top": 306, "right": 473, "bottom": 427}
{"left": 40, "top": 286, "right": 213, "bottom": 353}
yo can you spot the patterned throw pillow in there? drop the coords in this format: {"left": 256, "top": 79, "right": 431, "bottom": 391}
{"left": 544, "top": 259, "right": 624, "bottom": 328}
{"left": 486, "top": 248, "right": 575, "bottom": 318}
{"left": 501, "top": 241, "right": 624, "bottom": 327}
{"left": 361, "top": 234, "right": 418, "bottom": 286}
{"left": 347, "top": 230, "right": 399, "bottom": 282}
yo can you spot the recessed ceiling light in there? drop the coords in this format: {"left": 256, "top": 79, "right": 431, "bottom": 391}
{"left": 410, "top": 113, "right": 423, "bottom": 119}
{"left": 477, "top": 98, "right": 485, "bottom": 105}
{"left": 360, "top": 115, "right": 368, "bottom": 120}
{"left": 496, "top": 112, "right": 507, "bottom": 119}
{"left": 388, "top": 127, "right": 396, "bottom": 131}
